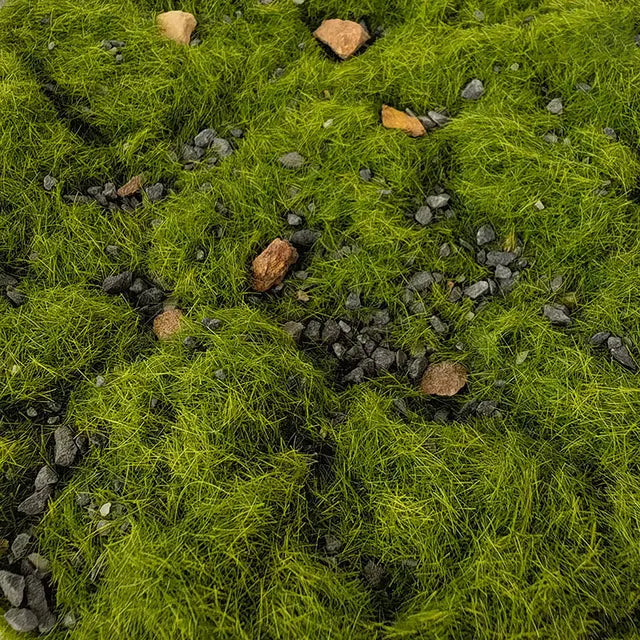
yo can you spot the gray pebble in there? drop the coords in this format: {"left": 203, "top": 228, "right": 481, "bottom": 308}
{"left": 439, "top": 243, "right": 451, "bottom": 258}
{"left": 543, "top": 132, "right": 559, "bottom": 143}
{"left": 17, "top": 487, "right": 52, "bottom": 515}
{"left": 371, "top": 309, "right": 390, "bottom": 326}
{"left": 230, "top": 128, "right": 244, "bottom": 138}
{"left": 414, "top": 205, "right": 433, "bottom": 226}
{"left": 194, "top": 128, "right": 217, "bottom": 148}
{"left": 291, "top": 229, "right": 321, "bottom": 247}
{"left": 418, "top": 114, "right": 438, "bottom": 130}
{"left": 427, "top": 110, "right": 450, "bottom": 126}
{"left": 611, "top": 345, "right": 638, "bottom": 372}
{"left": 407, "top": 356, "right": 428, "bottom": 382}
{"left": 202, "top": 317, "right": 222, "bottom": 331}
{"left": 332, "top": 343, "right": 346, "bottom": 359}
{"left": 338, "top": 320, "right": 352, "bottom": 334}
{"left": 321, "top": 319, "right": 341, "bottom": 344}
{"left": 0, "top": 571, "right": 25, "bottom": 607}
{"left": 448, "top": 286, "right": 463, "bottom": 302}
{"left": 345, "top": 291, "right": 361, "bottom": 310}
{"left": 4, "top": 609, "right": 38, "bottom": 633}
{"left": 344, "top": 344, "right": 366, "bottom": 362}
{"left": 102, "top": 271, "right": 133, "bottom": 295}
{"left": 607, "top": 336, "right": 623, "bottom": 350}
{"left": 494, "top": 264, "right": 512, "bottom": 280}
{"left": 603, "top": 127, "right": 617, "bottom": 141}
{"left": 304, "top": 320, "right": 322, "bottom": 341}
{"left": 137, "top": 288, "right": 164, "bottom": 307}
{"left": 211, "top": 138, "right": 233, "bottom": 158}
{"left": 344, "top": 367, "right": 364, "bottom": 384}
{"left": 425, "top": 194, "right": 450, "bottom": 209}
{"left": 6, "top": 286, "right": 27, "bottom": 307}
{"left": 546, "top": 98, "right": 563, "bottom": 115}
{"left": 550, "top": 274, "right": 563, "bottom": 291}
{"left": 294, "top": 270, "right": 308, "bottom": 280}
{"left": 473, "top": 9, "right": 485, "bottom": 20}
{"left": 430, "top": 315, "right": 448, "bottom": 334}
{"left": 408, "top": 271, "right": 434, "bottom": 292}
{"left": 43, "top": 175, "right": 57, "bottom": 191}
{"left": 26, "top": 574, "right": 50, "bottom": 623}
{"left": 11, "top": 534, "right": 31, "bottom": 560}
{"left": 103, "top": 182, "right": 118, "bottom": 199}
{"left": 54, "top": 426, "right": 78, "bottom": 467}
{"left": 34, "top": 466, "right": 58, "bottom": 491}
{"left": 279, "top": 152, "right": 305, "bottom": 169}
{"left": 214, "top": 369, "right": 226, "bottom": 381}
{"left": 543, "top": 303, "right": 571, "bottom": 326}
{"left": 576, "top": 82, "right": 592, "bottom": 92}
{"left": 464, "top": 281, "right": 489, "bottom": 300}
{"left": 590, "top": 331, "right": 610, "bottom": 346}
{"left": 476, "top": 224, "right": 495, "bottom": 246}
{"left": 372, "top": 347, "right": 396, "bottom": 372}
{"left": 145, "top": 183, "right": 164, "bottom": 202}
{"left": 181, "top": 144, "right": 204, "bottom": 162}
{"left": 359, "top": 167, "right": 372, "bottom": 181}
{"left": 486, "top": 251, "right": 517, "bottom": 267}
{"left": 395, "top": 350, "right": 407, "bottom": 369}
{"left": 287, "top": 213, "right": 303, "bottom": 226}
{"left": 27, "top": 553, "right": 51, "bottom": 578}
{"left": 461, "top": 78, "right": 484, "bottom": 100}
{"left": 283, "top": 321, "right": 304, "bottom": 342}
{"left": 476, "top": 400, "right": 498, "bottom": 417}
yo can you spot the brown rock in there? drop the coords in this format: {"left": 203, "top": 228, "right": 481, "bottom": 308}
{"left": 313, "top": 19, "right": 370, "bottom": 60}
{"left": 420, "top": 361, "right": 468, "bottom": 396}
{"left": 116, "top": 175, "right": 143, "bottom": 197}
{"left": 157, "top": 11, "right": 197, "bottom": 45}
{"left": 252, "top": 239, "right": 298, "bottom": 292}
{"left": 153, "top": 308, "right": 184, "bottom": 340}
{"left": 381, "top": 105, "right": 426, "bottom": 137}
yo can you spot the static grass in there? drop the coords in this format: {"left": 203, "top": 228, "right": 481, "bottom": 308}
{"left": 3, "top": 0, "right": 640, "bottom": 637}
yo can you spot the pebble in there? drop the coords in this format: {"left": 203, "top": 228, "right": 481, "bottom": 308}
{"left": 461, "top": 78, "right": 484, "bottom": 100}
{"left": 610, "top": 345, "right": 638, "bottom": 372}
{"left": 420, "top": 361, "right": 468, "bottom": 396}
{"left": 5, "top": 287, "right": 27, "bottom": 307}
{"left": 343, "top": 367, "right": 364, "bottom": 384}
{"left": 43, "top": 175, "right": 57, "bottom": 191}
{"left": 372, "top": 347, "right": 396, "bottom": 372}
{"left": 304, "top": 320, "right": 322, "bottom": 342}
{"left": 407, "top": 356, "right": 428, "bottom": 381}
{"left": 414, "top": 205, "right": 433, "bottom": 225}
{"left": 603, "top": 127, "right": 617, "bottom": 141}
{"left": 102, "top": 271, "right": 133, "bottom": 295}
{"left": 543, "top": 303, "right": 571, "bottom": 326}
{"left": 590, "top": 331, "right": 610, "bottom": 346}
{"left": 427, "top": 110, "right": 450, "bottom": 127}
{"left": 283, "top": 321, "right": 305, "bottom": 342}
{"left": 476, "top": 224, "right": 495, "bottom": 246}
{"left": 408, "top": 271, "right": 434, "bottom": 292}
{"left": 99, "top": 502, "right": 112, "bottom": 517}
{"left": 279, "top": 152, "right": 306, "bottom": 169}
{"left": 211, "top": 138, "right": 233, "bottom": 158}
{"left": 546, "top": 98, "right": 563, "bottom": 115}
{"left": 321, "top": 319, "right": 341, "bottom": 344}
{"left": 345, "top": 291, "right": 361, "bottom": 310}
{"left": 332, "top": 343, "right": 346, "bottom": 359}
{"left": 145, "top": 183, "right": 165, "bottom": 202}
{"left": 550, "top": 274, "right": 563, "bottom": 291}
{"left": 313, "top": 19, "right": 370, "bottom": 59}
{"left": 26, "top": 553, "right": 50, "bottom": 578}
{"left": 338, "top": 320, "right": 352, "bottom": 334}
{"left": 464, "top": 281, "right": 489, "bottom": 300}
{"left": 486, "top": 251, "right": 517, "bottom": 267}
{"left": 290, "top": 229, "right": 321, "bottom": 247}
{"left": 425, "top": 194, "right": 450, "bottom": 209}
{"left": 534, "top": 200, "right": 545, "bottom": 210}
{"left": 287, "top": 213, "right": 303, "bottom": 226}
{"left": 194, "top": 128, "right": 217, "bottom": 148}
{"left": 11, "top": 534, "right": 31, "bottom": 560}
{"left": 543, "top": 132, "right": 559, "bottom": 143}
{"left": 17, "top": 487, "right": 52, "bottom": 516}
{"left": 156, "top": 10, "right": 197, "bottom": 45}
{"left": 359, "top": 167, "right": 372, "bottom": 181}
{"left": 494, "top": 264, "right": 512, "bottom": 280}
{"left": 202, "top": 317, "right": 221, "bottom": 331}
{"left": 0, "top": 571, "right": 25, "bottom": 607}
{"left": 430, "top": 315, "right": 448, "bottom": 334}
{"left": 371, "top": 309, "right": 390, "bottom": 326}
{"left": 54, "top": 426, "right": 78, "bottom": 467}
{"left": 4, "top": 609, "right": 39, "bottom": 633}
{"left": 182, "top": 144, "right": 204, "bottom": 162}
{"left": 34, "top": 466, "right": 58, "bottom": 491}
{"left": 439, "top": 243, "right": 451, "bottom": 258}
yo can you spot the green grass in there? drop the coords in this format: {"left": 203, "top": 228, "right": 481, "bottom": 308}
{"left": 3, "top": 0, "right": 640, "bottom": 637}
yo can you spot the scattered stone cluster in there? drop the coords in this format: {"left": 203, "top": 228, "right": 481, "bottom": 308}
{"left": 590, "top": 331, "right": 638, "bottom": 372}
{"left": 101, "top": 270, "right": 169, "bottom": 321}
{"left": 100, "top": 39, "right": 125, "bottom": 64}
{"left": 180, "top": 127, "right": 241, "bottom": 171}
{"left": 1, "top": 270, "right": 26, "bottom": 307}
{"left": 381, "top": 104, "right": 449, "bottom": 137}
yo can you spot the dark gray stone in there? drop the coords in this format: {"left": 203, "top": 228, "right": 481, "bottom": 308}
{"left": 5, "top": 286, "right": 27, "bottom": 307}
{"left": 303, "top": 320, "right": 322, "bottom": 341}
{"left": 543, "top": 304, "right": 571, "bottom": 326}
{"left": 395, "top": 350, "right": 407, "bottom": 369}
{"left": 43, "top": 175, "right": 57, "bottom": 191}
{"left": 363, "top": 560, "right": 386, "bottom": 589}
{"left": 359, "top": 357, "right": 376, "bottom": 376}
{"left": 102, "top": 271, "right": 133, "bottom": 294}
{"left": 407, "top": 356, "right": 428, "bottom": 381}
{"left": 607, "top": 336, "right": 623, "bottom": 350}
{"left": 427, "top": 110, "right": 449, "bottom": 126}
{"left": 137, "top": 288, "right": 164, "bottom": 307}
{"left": 54, "top": 426, "right": 78, "bottom": 467}
{"left": 194, "top": 128, "right": 217, "bottom": 148}
{"left": 439, "top": 243, "right": 451, "bottom": 258}
{"left": 211, "top": 138, "right": 233, "bottom": 158}
{"left": 202, "top": 317, "right": 221, "bottom": 331}
{"left": 461, "top": 78, "right": 484, "bottom": 100}
{"left": 448, "top": 286, "right": 462, "bottom": 303}
{"left": 372, "top": 347, "right": 396, "bottom": 372}
{"left": 4, "top": 609, "right": 38, "bottom": 633}
{"left": 321, "top": 319, "right": 341, "bottom": 344}
{"left": 494, "top": 264, "right": 512, "bottom": 280}
{"left": 290, "top": 229, "right": 321, "bottom": 247}
{"left": 359, "top": 167, "right": 372, "bottom": 181}
{"left": 408, "top": 271, "right": 434, "bottom": 292}
{"left": 344, "top": 344, "right": 366, "bottom": 362}
{"left": 344, "top": 367, "right": 364, "bottom": 384}
{"left": 145, "top": 183, "right": 164, "bottom": 202}
{"left": 182, "top": 144, "right": 204, "bottom": 162}
{"left": 371, "top": 309, "right": 390, "bottom": 326}
{"left": 34, "top": 466, "right": 58, "bottom": 491}
{"left": 345, "top": 291, "right": 361, "bottom": 310}
{"left": 17, "top": 487, "right": 52, "bottom": 515}
{"left": 476, "top": 400, "right": 498, "bottom": 417}
{"left": 464, "top": 281, "right": 489, "bottom": 300}
{"left": 279, "top": 152, "right": 305, "bottom": 169}
{"left": 590, "top": 331, "right": 610, "bottom": 346}
{"left": 0, "top": 571, "right": 25, "bottom": 607}
{"left": 103, "top": 182, "right": 118, "bottom": 199}
{"left": 332, "top": 343, "right": 345, "bottom": 359}
{"left": 611, "top": 346, "right": 638, "bottom": 372}
{"left": 418, "top": 114, "right": 438, "bottom": 130}
{"left": 430, "top": 315, "right": 448, "bottom": 334}
{"left": 486, "top": 251, "right": 517, "bottom": 267}
{"left": 11, "top": 534, "right": 31, "bottom": 560}
{"left": 26, "top": 575, "right": 49, "bottom": 622}
{"left": 283, "top": 321, "right": 304, "bottom": 342}
{"left": 487, "top": 279, "right": 499, "bottom": 296}
{"left": 426, "top": 194, "right": 450, "bottom": 209}
{"left": 415, "top": 206, "right": 433, "bottom": 225}
{"left": 476, "top": 224, "right": 495, "bottom": 246}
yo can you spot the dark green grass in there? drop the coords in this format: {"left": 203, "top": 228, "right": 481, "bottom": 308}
{"left": 3, "top": 0, "right": 640, "bottom": 637}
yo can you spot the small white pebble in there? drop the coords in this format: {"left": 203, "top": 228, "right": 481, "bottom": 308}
{"left": 322, "top": 118, "right": 334, "bottom": 128}
{"left": 534, "top": 200, "right": 545, "bottom": 210}
{"left": 99, "top": 502, "right": 111, "bottom": 517}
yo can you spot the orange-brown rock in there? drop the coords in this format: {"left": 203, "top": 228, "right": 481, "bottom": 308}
{"left": 153, "top": 308, "right": 184, "bottom": 340}
{"left": 157, "top": 11, "right": 197, "bottom": 45}
{"left": 313, "top": 19, "right": 370, "bottom": 60}
{"left": 116, "top": 175, "right": 143, "bottom": 197}
{"left": 252, "top": 239, "right": 298, "bottom": 292}
{"left": 420, "top": 361, "right": 468, "bottom": 396}
{"left": 381, "top": 105, "right": 426, "bottom": 137}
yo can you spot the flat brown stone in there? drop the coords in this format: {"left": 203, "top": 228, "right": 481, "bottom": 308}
{"left": 313, "top": 19, "right": 370, "bottom": 60}
{"left": 157, "top": 11, "right": 197, "bottom": 46}
{"left": 420, "top": 361, "right": 468, "bottom": 396}
{"left": 252, "top": 239, "right": 298, "bottom": 292}
{"left": 153, "top": 308, "right": 184, "bottom": 340}
{"left": 116, "top": 175, "right": 143, "bottom": 197}
{"left": 381, "top": 105, "right": 426, "bottom": 137}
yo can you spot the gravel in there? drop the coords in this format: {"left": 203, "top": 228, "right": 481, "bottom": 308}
{"left": 543, "top": 303, "right": 571, "bottom": 326}
{"left": 590, "top": 331, "right": 610, "bottom": 346}
{"left": 5, "top": 286, "right": 27, "bottom": 307}
{"left": 4, "top": 609, "right": 39, "bottom": 633}
{"left": 427, "top": 110, "right": 450, "bottom": 126}
{"left": 102, "top": 271, "right": 133, "bottom": 295}
{"left": 603, "top": 127, "right": 617, "bottom": 141}
{"left": 486, "top": 251, "right": 517, "bottom": 267}
{"left": 345, "top": 291, "right": 361, "bottom": 310}
{"left": 283, "top": 321, "right": 305, "bottom": 342}
{"left": 194, "top": 128, "right": 217, "bottom": 148}
{"left": 494, "top": 264, "right": 512, "bottom": 280}
{"left": 464, "top": 281, "right": 489, "bottom": 300}
{"left": 546, "top": 98, "right": 563, "bottom": 115}
{"left": 0, "top": 571, "right": 25, "bottom": 607}
{"left": 54, "top": 426, "right": 78, "bottom": 467}
{"left": 372, "top": 347, "right": 396, "bottom": 372}
{"left": 408, "top": 271, "right": 434, "bottom": 292}
{"left": 414, "top": 205, "right": 433, "bottom": 225}
{"left": 321, "top": 319, "right": 341, "bottom": 344}
{"left": 145, "top": 183, "right": 165, "bottom": 202}
{"left": 43, "top": 175, "right": 57, "bottom": 191}
{"left": 279, "top": 152, "right": 306, "bottom": 169}
{"left": 34, "top": 466, "right": 58, "bottom": 491}
{"left": 607, "top": 336, "right": 622, "bottom": 350}
{"left": 476, "top": 224, "right": 495, "bottom": 246}
{"left": 610, "top": 345, "right": 638, "bottom": 372}
{"left": 425, "top": 194, "right": 450, "bottom": 209}
{"left": 359, "top": 167, "right": 372, "bottom": 181}
{"left": 461, "top": 78, "right": 484, "bottom": 100}
{"left": 290, "top": 229, "right": 321, "bottom": 247}
{"left": 17, "top": 487, "right": 52, "bottom": 516}
{"left": 181, "top": 144, "right": 204, "bottom": 162}
{"left": 11, "top": 534, "right": 31, "bottom": 560}
{"left": 287, "top": 212, "right": 302, "bottom": 226}
{"left": 211, "top": 138, "right": 233, "bottom": 158}
{"left": 304, "top": 320, "right": 322, "bottom": 342}
{"left": 430, "top": 315, "right": 448, "bottom": 334}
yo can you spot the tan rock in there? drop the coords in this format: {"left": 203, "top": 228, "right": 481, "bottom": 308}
{"left": 157, "top": 11, "right": 197, "bottom": 46}
{"left": 381, "top": 105, "right": 426, "bottom": 137}
{"left": 313, "top": 19, "right": 370, "bottom": 60}
{"left": 116, "top": 175, "right": 143, "bottom": 197}
{"left": 153, "top": 308, "right": 184, "bottom": 340}
{"left": 252, "top": 239, "right": 298, "bottom": 292}
{"left": 420, "top": 361, "right": 468, "bottom": 396}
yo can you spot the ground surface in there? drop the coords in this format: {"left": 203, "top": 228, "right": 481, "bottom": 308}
{"left": 2, "top": 0, "right": 640, "bottom": 638}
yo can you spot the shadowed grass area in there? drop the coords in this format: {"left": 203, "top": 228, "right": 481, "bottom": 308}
{"left": 3, "top": 0, "right": 640, "bottom": 637}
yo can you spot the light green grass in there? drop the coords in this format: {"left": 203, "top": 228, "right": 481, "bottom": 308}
{"left": 3, "top": 0, "right": 640, "bottom": 637}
